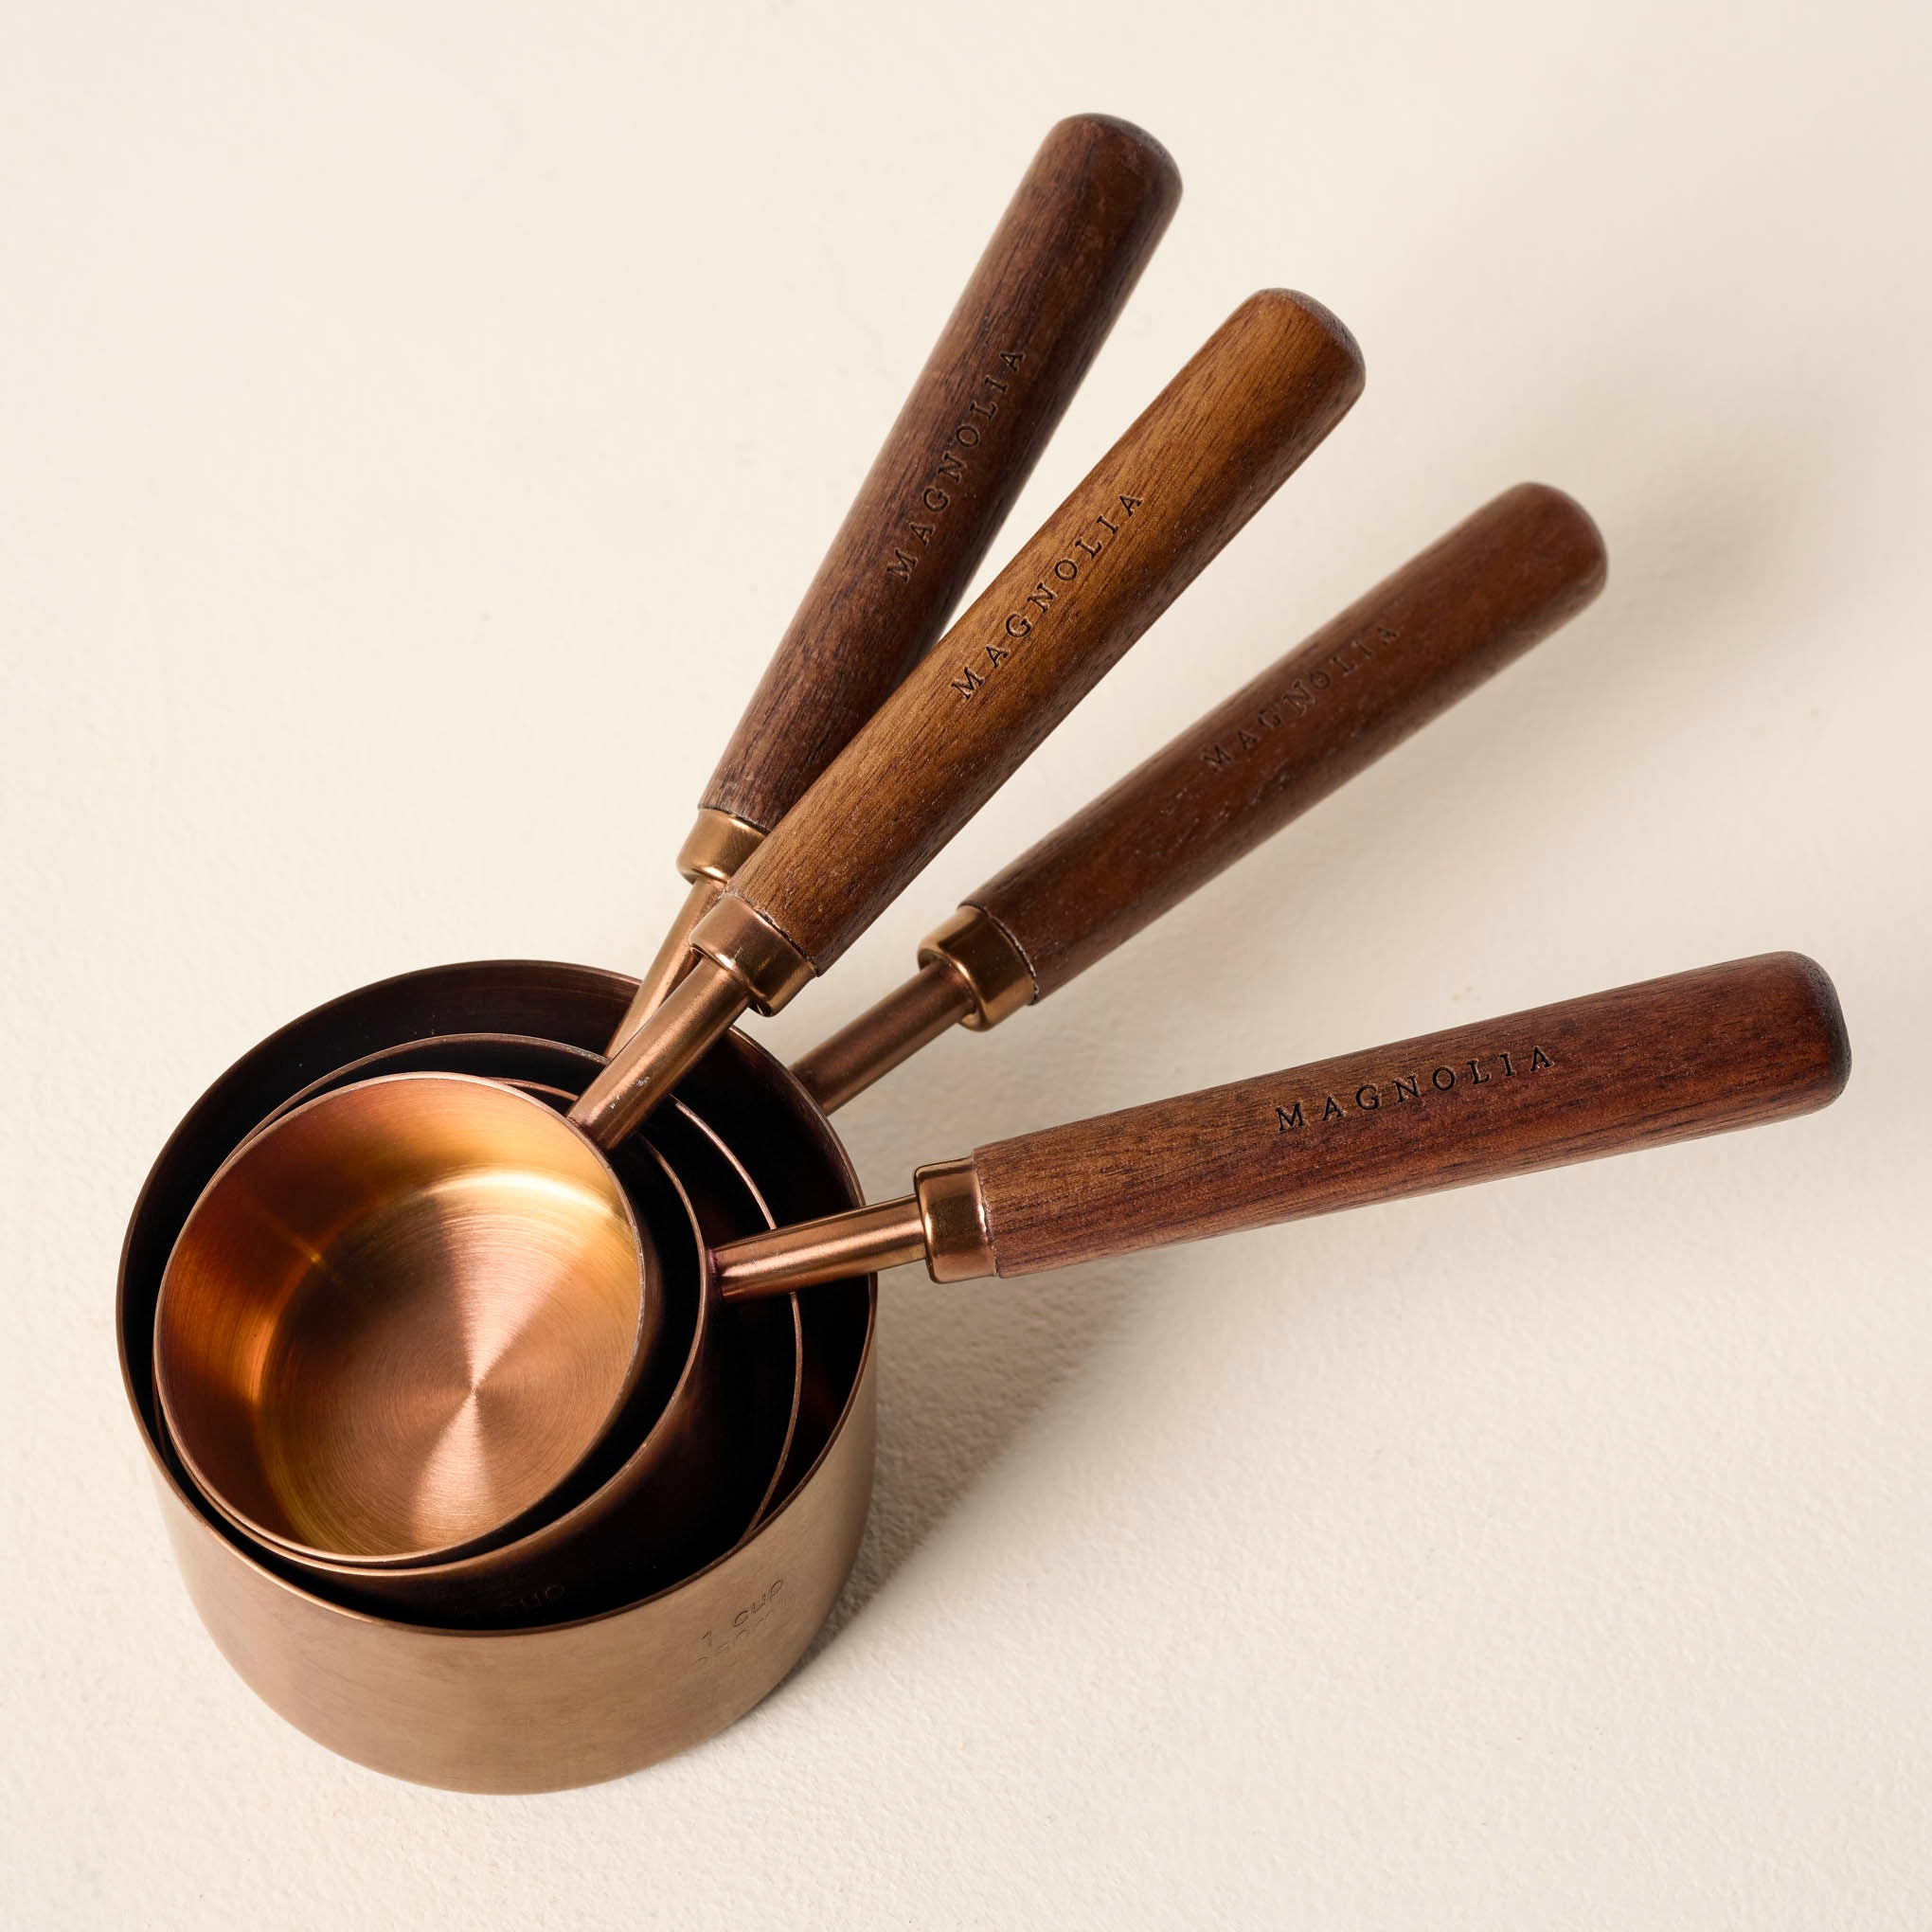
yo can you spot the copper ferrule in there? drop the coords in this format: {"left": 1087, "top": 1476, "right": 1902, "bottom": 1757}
{"left": 609, "top": 813, "right": 769, "bottom": 1047}
{"left": 610, "top": 876, "right": 725, "bottom": 1051}
{"left": 569, "top": 955, "right": 750, "bottom": 1148}
{"left": 690, "top": 893, "right": 815, "bottom": 1015}
{"left": 913, "top": 1155, "right": 996, "bottom": 1282}
{"left": 791, "top": 957, "right": 979, "bottom": 1114}
{"left": 710, "top": 1156, "right": 995, "bottom": 1298}
{"left": 676, "top": 807, "right": 767, "bottom": 885}
{"left": 918, "top": 904, "right": 1035, "bottom": 1032}
{"left": 714, "top": 1196, "right": 928, "bottom": 1299}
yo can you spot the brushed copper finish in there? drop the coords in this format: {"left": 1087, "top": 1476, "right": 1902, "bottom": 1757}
{"left": 214, "top": 1031, "right": 807, "bottom": 1625}
{"left": 676, "top": 806, "right": 773, "bottom": 886}
{"left": 616, "top": 876, "right": 724, "bottom": 1046}
{"left": 790, "top": 957, "right": 975, "bottom": 1115}
{"left": 914, "top": 1156, "right": 998, "bottom": 1283}
{"left": 119, "top": 961, "right": 877, "bottom": 1790}
{"left": 152, "top": 1006, "right": 812, "bottom": 1618}
{"left": 571, "top": 955, "right": 755, "bottom": 1149}
{"left": 689, "top": 890, "right": 820, "bottom": 1011}
{"left": 791, "top": 909, "right": 1028, "bottom": 1112}
{"left": 155, "top": 1074, "right": 657, "bottom": 1566}
{"left": 711, "top": 1197, "right": 928, "bottom": 1298}
{"left": 709, "top": 1157, "right": 993, "bottom": 1297}
{"left": 612, "top": 810, "right": 767, "bottom": 1046}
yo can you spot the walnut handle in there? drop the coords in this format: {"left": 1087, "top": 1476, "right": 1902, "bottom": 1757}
{"left": 791, "top": 484, "right": 1607, "bottom": 1110}
{"left": 714, "top": 289, "right": 1367, "bottom": 981}
{"left": 700, "top": 114, "right": 1182, "bottom": 836}
{"left": 963, "top": 954, "right": 1849, "bottom": 1277}
{"left": 715, "top": 954, "right": 1848, "bottom": 1297}
{"left": 975, "top": 482, "right": 1607, "bottom": 995}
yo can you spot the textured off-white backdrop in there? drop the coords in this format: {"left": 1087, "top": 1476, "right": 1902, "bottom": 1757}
{"left": 3, "top": 2, "right": 1927, "bottom": 1925}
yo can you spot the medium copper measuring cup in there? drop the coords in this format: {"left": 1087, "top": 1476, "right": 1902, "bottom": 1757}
{"left": 153, "top": 288, "right": 1368, "bottom": 1587}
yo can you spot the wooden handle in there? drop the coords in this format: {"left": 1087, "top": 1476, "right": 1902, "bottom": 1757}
{"left": 723, "top": 290, "right": 1366, "bottom": 974}
{"left": 698, "top": 115, "right": 1182, "bottom": 836}
{"left": 966, "top": 954, "right": 1849, "bottom": 1277}
{"left": 967, "top": 483, "right": 1607, "bottom": 997}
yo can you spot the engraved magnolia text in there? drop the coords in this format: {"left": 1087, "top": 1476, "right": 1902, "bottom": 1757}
{"left": 952, "top": 492, "right": 1144, "bottom": 698}
{"left": 886, "top": 350, "right": 1027, "bottom": 584}
{"left": 1274, "top": 1043, "right": 1555, "bottom": 1131}
{"left": 1202, "top": 623, "right": 1398, "bottom": 767}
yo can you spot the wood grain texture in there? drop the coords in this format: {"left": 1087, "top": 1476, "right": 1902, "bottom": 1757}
{"left": 970, "top": 954, "right": 1849, "bottom": 1278}
{"left": 723, "top": 290, "right": 1366, "bottom": 972}
{"left": 699, "top": 115, "right": 1182, "bottom": 834}
{"left": 966, "top": 482, "right": 1607, "bottom": 998}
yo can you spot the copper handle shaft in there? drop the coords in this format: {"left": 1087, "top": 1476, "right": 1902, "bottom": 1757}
{"left": 575, "top": 290, "right": 1366, "bottom": 1145}
{"left": 716, "top": 955, "right": 1849, "bottom": 1294}
{"left": 614, "top": 116, "right": 1182, "bottom": 1043}
{"left": 792, "top": 483, "right": 1608, "bottom": 1111}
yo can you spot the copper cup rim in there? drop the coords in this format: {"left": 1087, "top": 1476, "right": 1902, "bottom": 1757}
{"left": 153, "top": 1067, "right": 667, "bottom": 1571}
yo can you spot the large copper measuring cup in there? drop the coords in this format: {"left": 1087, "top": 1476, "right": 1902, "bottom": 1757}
{"left": 121, "top": 966, "right": 876, "bottom": 1790}
{"left": 153, "top": 288, "right": 1368, "bottom": 1601}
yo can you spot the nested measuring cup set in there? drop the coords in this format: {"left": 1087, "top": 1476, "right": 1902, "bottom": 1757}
{"left": 120, "top": 116, "right": 1850, "bottom": 1792}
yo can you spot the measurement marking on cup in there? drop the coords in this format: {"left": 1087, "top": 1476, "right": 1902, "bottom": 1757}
{"left": 952, "top": 491, "right": 1145, "bottom": 698}
{"left": 695, "top": 1578, "right": 786, "bottom": 1664}
{"left": 886, "top": 349, "right": 1028, "bottom": 585}
{"left": 1274, "top": 1043, "right": 1555, "bottom": 1131}
{"left": 1199, "top": 624, "right": 1396, "bottom": 768}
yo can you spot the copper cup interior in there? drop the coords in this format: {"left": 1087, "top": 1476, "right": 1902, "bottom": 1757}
{"left": 155, "top": 1072, "right": 661, "bottom": 1567}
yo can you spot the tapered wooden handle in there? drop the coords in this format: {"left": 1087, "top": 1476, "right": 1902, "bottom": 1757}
{"left": 967, "top": 483, "right": 1607, "bottom": 998}
{"left": 698, "top": 115, "right": 1182, "bottom": 836}
{"left": 723, "top": 290, "right": 1366, "bottom": 973}
{"left": 966, "top": 954, "right": 1849, "bottom": 1277}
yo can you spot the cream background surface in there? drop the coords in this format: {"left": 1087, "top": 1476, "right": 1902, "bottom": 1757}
{"left": 3, "top": 2, "right": 1927, "bottom": 1925}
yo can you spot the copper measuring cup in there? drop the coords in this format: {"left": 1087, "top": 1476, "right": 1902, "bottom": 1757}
{"left": 120, "top": 965, "right": 876, "bottom": 1790}
{"left": 201, "top": 1033, "right": 806, "bottom": 1624}
{"left": 153, "top": 288, "right": 1368, "bottom": 1577}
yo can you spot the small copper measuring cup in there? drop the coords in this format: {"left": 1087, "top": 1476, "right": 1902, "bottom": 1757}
{"left": 177, "top": 1032, "right": 805, "bottom": 1624}
{"left": 152, "top": 288, "right": 1367, "bottom": 1575}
